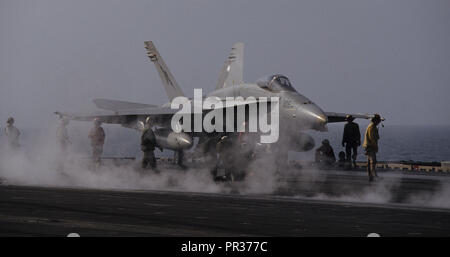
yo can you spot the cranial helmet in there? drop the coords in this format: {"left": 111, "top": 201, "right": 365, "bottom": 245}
{"left": 345, "top": 115, "right": 355, "bottom": 122}
{"left": 7, "top": 117, "right": 14, "bottom": 124}
{"left": 94, "top": 118, "right": 102, "bottom": 125}
{"left": 372, "top": 114, "right": 381, "bottom": 123}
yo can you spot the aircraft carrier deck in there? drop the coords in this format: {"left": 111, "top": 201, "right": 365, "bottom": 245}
{"left": 1, "top": 159, "right": 449, "bottom": 237}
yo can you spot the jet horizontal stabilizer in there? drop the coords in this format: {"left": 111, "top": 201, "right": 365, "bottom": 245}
{"left": 325, "top": 112, "right": 385, "bottom": 123}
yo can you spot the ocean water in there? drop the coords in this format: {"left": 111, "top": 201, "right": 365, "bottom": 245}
{"left": 5, "top": 125, "right": 450, "bottom": 163}
{"left": 302, "top": 124, "right": 450, "bottom": 162}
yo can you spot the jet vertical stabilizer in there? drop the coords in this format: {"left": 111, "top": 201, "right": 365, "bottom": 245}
{"left": 144, "top": 41, "right": 185, "bottom": 101}
{"left": 216, "top": 42, "right": 244, "bottom": 89}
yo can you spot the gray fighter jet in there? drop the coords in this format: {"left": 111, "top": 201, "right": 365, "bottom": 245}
{"left": 56, "top": 41, "right": 382, "bottom": 163}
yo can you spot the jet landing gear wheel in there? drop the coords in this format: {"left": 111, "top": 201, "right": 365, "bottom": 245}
{"left": 211, "top": 167, "right": 246, "bottom": 182}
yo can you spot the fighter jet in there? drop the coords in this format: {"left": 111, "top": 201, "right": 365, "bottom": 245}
{"left": 56, "top": 41, "right": 381, "bottom": 166}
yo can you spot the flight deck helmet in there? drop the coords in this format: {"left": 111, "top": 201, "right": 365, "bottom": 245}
{"left": 345, "top": 115, "right": 355, "bottom": 122}
{"left": 371, "top": 114, "right": 381, "bottom": 123}
{"left": 6, "top": 117, "right": 14, "bottom": 125}
{"left": 94, "top": 118, "right": 102, "bottom": 126}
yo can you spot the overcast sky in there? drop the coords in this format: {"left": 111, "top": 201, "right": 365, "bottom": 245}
{"left": 1, "top": 0, "right": 449, "bottom": 129}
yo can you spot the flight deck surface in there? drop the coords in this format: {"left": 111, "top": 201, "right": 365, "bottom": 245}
{"left": 1, "top": 167, "right": 449, "bottom": 237}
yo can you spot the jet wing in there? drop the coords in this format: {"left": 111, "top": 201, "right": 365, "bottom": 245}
{"left": 325, "top": 112, "right": 385, "bottom": 123}
{"left": 93, "top": 98, "right": 157, "bottom": 111}
{"left": 56, "top": 98, "right": 277, "bottom": 129}
{"left": 55, "top": 107, "right": 178, "bottom": 126}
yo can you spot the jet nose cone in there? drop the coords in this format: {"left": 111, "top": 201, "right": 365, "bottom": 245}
{"left": 299, "top": 104, "right": 328, "bottom": 131}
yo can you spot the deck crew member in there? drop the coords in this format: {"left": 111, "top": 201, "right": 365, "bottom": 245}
{"left": 4, "top": 117, "right": 20, "bottom": 150}
{"left": 141, "top": 117, "right": 158, "bottom": 171}
{"left": 214, "top": 135, "right": 235, "bottom": 179}
{"left": 57, "top": 118, "right": 71, "bottom": 153}
{"left": 363, "top": 114, "right": 382, "bottom": 182}
{"left": 315, "top": 139, "right": 336, "bottom": 166}
{"left": 88, "top": 118, "right": 105, "bottom": 167}
{"left": 342, "top": 115, "right": 361, "bottom": 169}
{"left": 56, "top": 118, "right": 71, "bottom": 172}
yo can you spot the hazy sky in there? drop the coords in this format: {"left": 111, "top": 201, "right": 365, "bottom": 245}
{"left": 1, "top": 0, "right": 449, "bottom": 128}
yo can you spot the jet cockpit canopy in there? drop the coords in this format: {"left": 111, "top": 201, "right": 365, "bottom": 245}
{"left": 256, "top": 74, "right": 296, "bottom": 92}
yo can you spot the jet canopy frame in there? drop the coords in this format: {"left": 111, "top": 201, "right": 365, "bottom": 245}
{"left": 256, "top": 74, "right": 297, "bottom": 93}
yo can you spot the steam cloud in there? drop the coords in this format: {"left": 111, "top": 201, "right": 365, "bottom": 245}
{"left": 0, "top": 124, "right": 449, "bottom": 210}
